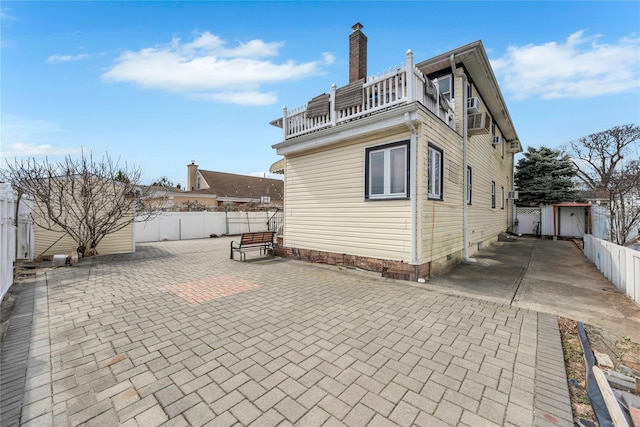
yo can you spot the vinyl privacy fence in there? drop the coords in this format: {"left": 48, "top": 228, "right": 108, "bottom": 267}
{"left": 0, "top": 184, "right": 17, "bottom": 302}
{"left": 134, "top": 211, "right": 277, "bottom": 243}
{"left": 583, "top": 234, "right": 640, "bottom": 306}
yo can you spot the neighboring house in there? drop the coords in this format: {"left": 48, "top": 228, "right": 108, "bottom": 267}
{"left": 143, "top": 185, "right": 219, "bottom": 211}
{"left": 185, "top": 162, "right": 284, "bottom": 209}
{"left": 270, "top": 23, "right": 522, "bottom": 281}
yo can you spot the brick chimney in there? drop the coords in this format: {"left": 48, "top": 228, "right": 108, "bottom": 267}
{"left": 349, "top": 22, "right": 367, "bottom": 83}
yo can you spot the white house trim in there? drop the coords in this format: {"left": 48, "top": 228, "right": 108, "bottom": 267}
{"left": 274, "top": 105, "right": 419, "bottom": 157}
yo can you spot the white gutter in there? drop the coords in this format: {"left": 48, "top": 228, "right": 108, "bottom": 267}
{"left": 404, "top": 112, "right": 419, "bottom": 265}
{"left": 451, "top": 54, "right": 477, "bottom": 263}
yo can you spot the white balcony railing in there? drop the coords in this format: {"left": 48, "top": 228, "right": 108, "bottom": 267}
{"left": 281, "top": 50, "right": 456, "bottom": 140}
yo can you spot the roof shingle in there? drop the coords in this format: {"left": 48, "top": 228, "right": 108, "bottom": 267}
{"left": 195, "top": 170, "right": 284, "bottom": 201}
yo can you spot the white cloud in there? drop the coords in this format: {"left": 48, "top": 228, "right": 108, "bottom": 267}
{"left": 0, "top": 7, "right": 17, "bottom": 20}
{"left": 491, "top": 31, "right": 640, "bottom": 100}
{"left": 1, "top": 142, "right": 79, "bottom": 158}
{"left": 0, "top": 116, "right": 80, "bottom": 159}
{"left": 322, "top": 52, "right": 336, "bottom": 65}
{"left": 47, "top": 53, "right": 89, "bottom": 62}
{"left": 102, "top": 31, "right": 331, "bottom": 105}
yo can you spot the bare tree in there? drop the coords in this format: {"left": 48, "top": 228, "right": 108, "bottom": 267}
{"left": 1, "top": 152, "right": 162, "bottom": 257}
{"left": 568, "top": 124, "right": 640, "bottom": 244}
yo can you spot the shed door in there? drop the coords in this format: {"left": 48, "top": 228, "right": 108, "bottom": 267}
{"left": 558, "top": 207, "right": 587, "bottom": 238}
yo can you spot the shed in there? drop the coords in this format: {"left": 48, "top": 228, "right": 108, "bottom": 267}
{"left": 541, "top": 203, "right": 596, "bottom": 239}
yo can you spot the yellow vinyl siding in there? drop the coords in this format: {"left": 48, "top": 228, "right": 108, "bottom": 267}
{"left": 418, "top": 110, "right": 465, "bottom": 263}
{"left": 465, "top": 76, "right": 512, "bottom": 251}
{"left": 284, "top": 132, "right": 412, "bottom": 261}
{"left": 34, "top": 221, "right": 133, "bottom": 258}
{"left": 466, "top": 129, "right": 512, "bottom": 250}
{"left": 418, "top": 73, "right": 514, "bottom": 264}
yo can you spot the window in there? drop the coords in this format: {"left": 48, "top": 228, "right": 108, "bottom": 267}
{"left": 491, "top": 121, "right": 497, "bottom": 149}
{"left": 501, "top": 186, "right": 505, "bottom": 209}
{"left": 428, "top": 144, "right": 443, "bottom": 200}
{"left": 501, "top": 136, "right": 505, "bottom": 158}
{"left": 466, "top": 166, "right": 472, "bottom": 204}
{"left": 437, "top": 75, "right": 452, "bottom": 100}
{"left": 365, "top": 141, "right": 409, "bottom": 199}
{"left": 491, "top": 181, "right": 496, "bottom": 208}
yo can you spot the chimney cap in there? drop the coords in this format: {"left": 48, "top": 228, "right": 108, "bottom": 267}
{"left": 352, "top": 22, "right": 364, "bottom": 32}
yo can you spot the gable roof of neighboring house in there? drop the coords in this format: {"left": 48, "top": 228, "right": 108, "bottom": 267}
{"left": 196, "top": 170, "right": 284, "bottom": 201}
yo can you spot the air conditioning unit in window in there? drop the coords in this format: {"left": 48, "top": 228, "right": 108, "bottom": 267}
{"left": 506, "top": 140, "right": 522, "bottom": 153}
{"left": 492, "top": 136, "right": 502, "bottom": 146}
{"left": 467, "top": 112, "right": 491, "bottom": 135}
{"left": 506, "top": 191, "right": 519, "bottom": 200}
{"left": 467, "top": 97, "right": 481, "bottom": 114}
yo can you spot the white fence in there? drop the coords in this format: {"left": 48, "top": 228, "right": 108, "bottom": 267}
{"left": 1, "top": 184, "right": 17, "bottom": 303}
{"left": 135, "top": 211, "right": 276, "bottom": 243}
{"left": 583, "top": 234, "right": 640, "bottom": 306}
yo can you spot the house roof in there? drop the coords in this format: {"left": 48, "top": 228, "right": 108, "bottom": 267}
{"left": 195, "top": 170, "right": 284, "bottom": 201}
{"left": 415, "top": 40, "right": 521, "bottom": 149}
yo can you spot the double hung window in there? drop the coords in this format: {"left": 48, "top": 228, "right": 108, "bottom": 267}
{"left": 428, "top": 144, "right": 443, "bottom": 200}
{"left": 437, "top": 75, "right": 452, "bottom": 101}
{"left": 491, "top": 121, "right": 497, "bottom": 150}
{"left": 466, "top": 166, "right": 472, "bottom": 204}
{"left": 491, "top": 181, "right": 496, "bottom": 208}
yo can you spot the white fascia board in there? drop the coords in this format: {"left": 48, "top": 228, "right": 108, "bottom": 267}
{"left": 274, "top": 105, "right": 419, "bottom": 156}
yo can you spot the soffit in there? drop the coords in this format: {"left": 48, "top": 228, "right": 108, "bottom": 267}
{"left": 416, "top": 41, "right": 520, "bottom": 146}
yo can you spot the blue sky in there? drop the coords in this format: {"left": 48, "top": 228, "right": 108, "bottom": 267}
{"left": 2, "top": 1, "right": 639, "bottom": 187}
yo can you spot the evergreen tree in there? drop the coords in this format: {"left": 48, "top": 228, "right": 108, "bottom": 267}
{"left": 151, "top": 176, "right": 174, "bottom": 187}
{"left": 514, "top": 146, "right": 580, "bottom": 206}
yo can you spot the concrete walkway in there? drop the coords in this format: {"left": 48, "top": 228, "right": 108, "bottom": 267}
{"left": 428, "top": 237, "right": 640, "bottom": 343}
{"left": 1, "top": 238, "right": 577, "bottom": 426}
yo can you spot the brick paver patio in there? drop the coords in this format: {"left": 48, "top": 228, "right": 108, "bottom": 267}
{"left": 1, "top": 238, "right": 573, "bottom": 426}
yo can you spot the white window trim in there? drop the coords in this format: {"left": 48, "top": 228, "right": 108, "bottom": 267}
{"left": 437, "top": 74, "right": 452, "bottom": 101}
{"left": 501, "top": 186, "right": 505, "bottom": 209}
{"left": 365, "top": 141, "right": 409, "bottom": 200}
{"left": 466, "top": 166, "right": 472, "bottom": 205}
{"left": 428, "top": 143, "right": 443, "bottom": 200}
{"left": 491, "top": 121, "right": 497, "bottom": 150}
{"left": 491, "top": 181, "right": 496, "bottom": 209}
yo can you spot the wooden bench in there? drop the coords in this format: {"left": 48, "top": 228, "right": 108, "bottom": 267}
{"left": 230, "top": 231, "right": 276, "bottom": 261}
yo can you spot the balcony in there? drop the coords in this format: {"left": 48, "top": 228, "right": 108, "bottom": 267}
{"left": 272, "top": 50, "right": 456, "bottom": 141}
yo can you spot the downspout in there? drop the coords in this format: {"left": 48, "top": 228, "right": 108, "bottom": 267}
{"left": 405, "top": 112, "right": 419, "bottom": 265}
{"left": 450, "top": 54, "right": 476, "bottom": 263}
